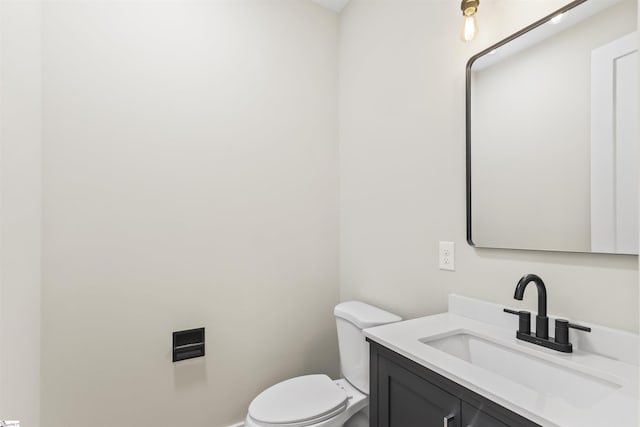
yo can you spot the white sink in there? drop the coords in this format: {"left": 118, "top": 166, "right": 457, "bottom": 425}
{"left": 420, "top": 331, "right": 622, "bottom": 408}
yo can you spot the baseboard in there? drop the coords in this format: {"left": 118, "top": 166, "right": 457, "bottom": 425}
{"left": 225, "top": 423, "right": 244, "bottom": 427}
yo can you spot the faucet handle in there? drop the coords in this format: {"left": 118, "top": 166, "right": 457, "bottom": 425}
{"left": 503, "top": 308, "right": 531, "bottom": 335}
{"left": 568, "top": 322, "right": 591, "bottom": 332}
{"left": 555, "top": 319, "right": 591, "bottom": 345}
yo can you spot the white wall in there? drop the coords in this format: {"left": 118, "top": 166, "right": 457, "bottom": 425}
{"left": 339, "top": 0, "right": 638, "bottom": 332}
{"left": 0, "top": 1, "right": 42, "bottom": 425}
{"left": 40, "top": 1, "right": 339, "bottom": 426}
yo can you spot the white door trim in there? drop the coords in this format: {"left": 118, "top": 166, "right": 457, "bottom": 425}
{"left": 590, "top": 31, "right": 638, "bottom": 253}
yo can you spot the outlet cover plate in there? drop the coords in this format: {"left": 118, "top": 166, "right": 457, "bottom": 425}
{"left": 439, "top": 241, "right": 455, "bottom": 271}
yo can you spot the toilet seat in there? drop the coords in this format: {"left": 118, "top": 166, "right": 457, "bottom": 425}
{"left": 248, "top": 375, "right": 348, "bottom": 427}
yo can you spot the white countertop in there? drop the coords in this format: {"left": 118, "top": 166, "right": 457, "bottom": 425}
{"left": 363, "top": 295, "right": 639, "bottom": 427}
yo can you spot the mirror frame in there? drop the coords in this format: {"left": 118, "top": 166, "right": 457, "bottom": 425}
{"left": 463, "top": 0, "right": 614, "bottom": 253}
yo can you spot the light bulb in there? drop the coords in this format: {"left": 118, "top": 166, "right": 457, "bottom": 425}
{"left": 461, "top": 13, "right": 478, "bottom": 42}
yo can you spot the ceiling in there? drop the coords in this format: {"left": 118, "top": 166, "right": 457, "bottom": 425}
{"left": 311, "top": 0, "right": 350, "bottom": 13}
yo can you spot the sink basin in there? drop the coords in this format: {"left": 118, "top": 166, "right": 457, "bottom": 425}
{"left": 420, "top": 331, "right": 622, "bottom": 408}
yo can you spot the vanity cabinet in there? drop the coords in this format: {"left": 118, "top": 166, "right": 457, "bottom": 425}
{"left": 461, "top": 402, "right": 509, "bottom": 427}
{"left": 376, "top": 352, "right": 460, "bottom": 426}
{"left": 368, "top": 340, "right": 540, "bottom": 427}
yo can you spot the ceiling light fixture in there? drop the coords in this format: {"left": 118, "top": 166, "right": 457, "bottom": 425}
{"left": 460, "top": 0, "right": 479, "bottom": 42}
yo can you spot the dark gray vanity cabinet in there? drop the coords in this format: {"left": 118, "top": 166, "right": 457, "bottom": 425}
{"left": 461, "top": 402, "right": 509, "bottom": 427}
{"left": 368, "top": 340, "right": 540, "bottom": 427}
{"left": 377, "top": 352, "right": 460, "bottom": 427}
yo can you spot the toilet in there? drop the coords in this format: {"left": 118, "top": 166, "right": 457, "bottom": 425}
{"left": 245, "top": 301, "right": 401, "bottom": 427}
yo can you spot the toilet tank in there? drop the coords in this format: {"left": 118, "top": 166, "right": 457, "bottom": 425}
{"left": 334, "top": 301, "right": 401, "bottom": 394}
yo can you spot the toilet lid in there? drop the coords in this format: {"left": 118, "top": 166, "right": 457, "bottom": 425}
{"left": 249, "top": 374, "right": 348, "bottom": 425}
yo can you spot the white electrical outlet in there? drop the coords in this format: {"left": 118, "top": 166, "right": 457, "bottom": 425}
{"left": 439, "top": 241, "right": 455, "bottom": 271}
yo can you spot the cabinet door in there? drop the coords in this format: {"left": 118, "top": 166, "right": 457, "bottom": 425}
{"left": 377, "top": 355, "right": 460, "bottom": 427}
{"left": 461, "top": 402, "right": 509, "bottom": 427}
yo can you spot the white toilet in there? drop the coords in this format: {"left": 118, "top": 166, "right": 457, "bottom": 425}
{"left": 244, "top": 301, "right": 401, "bottom": 427}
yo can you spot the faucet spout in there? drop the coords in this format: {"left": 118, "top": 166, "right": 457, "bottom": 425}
{"left": 514, "top": 274, "right": 548, "bottom": 338}
{"left": 514, "top": 274, "right": 547, "bottom": 317}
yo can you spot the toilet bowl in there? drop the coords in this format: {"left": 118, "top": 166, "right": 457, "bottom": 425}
{"left": 244, "top": 375, "right": 367, "bottom": 427}
{"left": 244, "top": 302, "right": 401, "bottom": 427}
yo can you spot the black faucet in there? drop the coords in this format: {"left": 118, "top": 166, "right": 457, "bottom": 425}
{"left": 504, "top": 274, "right": 591, "bottom": 353}
{"left": 514, "top": 274, "right": 548, "bottom": 339}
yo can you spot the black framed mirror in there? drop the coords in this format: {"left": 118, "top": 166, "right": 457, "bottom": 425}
{"left": 466, "top": 0, "right": 638, "bottom": 255}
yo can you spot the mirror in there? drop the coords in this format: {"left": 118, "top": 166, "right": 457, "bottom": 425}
{"left": 467, "top": 0, "right": 638, "bottom": 254}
